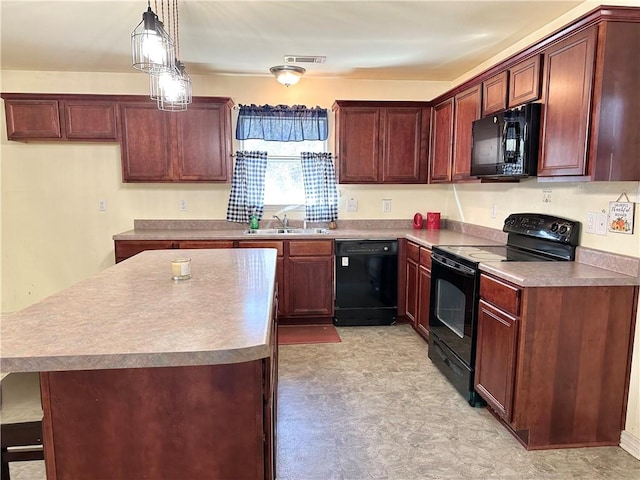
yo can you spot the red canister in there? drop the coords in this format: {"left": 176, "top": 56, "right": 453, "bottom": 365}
{"left": 426, "top": 212, "right": 441, "bottom": 230}
{"left": 413, "top": 213, "right": 423, "bottom": 229}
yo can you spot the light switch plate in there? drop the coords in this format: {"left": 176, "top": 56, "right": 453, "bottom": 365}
{"left": 586, "top": 213, "right": 596, "bottom": 234}
{"left": 347, "top": 198, "right": 358, "bottom": 212}
{"left": 596, "top": 212, "right": 608, "bottom": 236}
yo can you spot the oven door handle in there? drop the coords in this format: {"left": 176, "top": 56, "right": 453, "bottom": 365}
{"left": 431, "top": 253, "right": 476, "bottom": 277}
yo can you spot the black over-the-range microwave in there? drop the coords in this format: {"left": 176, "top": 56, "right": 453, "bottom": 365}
{"left": 470, "top": 102, "right": 541, "bottom": 179}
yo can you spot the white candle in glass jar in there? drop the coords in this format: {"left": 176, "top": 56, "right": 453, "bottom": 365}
{"left": 171, "top": 258, "right": 191, "bottom": 280}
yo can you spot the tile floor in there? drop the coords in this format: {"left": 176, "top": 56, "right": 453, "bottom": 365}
{"left": 9, "top": 324, "right": 640, "bottom": 479}
{"left": 276, "top": 325, "right": 640, "bottom": 480}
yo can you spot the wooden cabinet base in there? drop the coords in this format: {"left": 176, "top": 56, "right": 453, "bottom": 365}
{"left": 41, "top": 362, "right": 274, "bottom": 480}
{"left": 487, "top": 407, "right": 624, "bottom": 451}
{"left": 477, "top": 275, "right": 637, "bottom": 450}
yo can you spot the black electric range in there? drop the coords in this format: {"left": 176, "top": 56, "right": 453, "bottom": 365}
{"left": 427, "top": 213, "right": 581, "bottom": 406}
{"left": 434, "top": 212, "right": 581, "bottom": 267}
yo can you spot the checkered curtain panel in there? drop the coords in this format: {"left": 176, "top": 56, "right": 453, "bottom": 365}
{"left": 226, "top": 151, "right": 268, "bottom": 223}
{"left": 301, "top": 152, "right": 338, "bottom": 222}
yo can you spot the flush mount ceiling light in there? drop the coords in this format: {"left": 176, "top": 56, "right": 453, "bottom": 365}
{"left": 131, "top": 1, "right": 175, "bottom": 74}
{"left": 270, "top": 65, "right": 306, "bottom": 87}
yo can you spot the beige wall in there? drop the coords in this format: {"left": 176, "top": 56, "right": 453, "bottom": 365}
{"left": 2, "top": 0, "right": 639, "bottom": 453}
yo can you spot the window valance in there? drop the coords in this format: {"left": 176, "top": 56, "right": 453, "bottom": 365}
{"left": 236, "top": 104, "right": 328, "bottom": 141}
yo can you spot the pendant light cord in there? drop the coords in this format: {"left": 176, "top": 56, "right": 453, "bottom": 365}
{"left": 174, "top": 0, "right": 180, "bottom": 59}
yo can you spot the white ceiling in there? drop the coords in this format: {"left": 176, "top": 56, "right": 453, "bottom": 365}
{"left": 1, "top": 0, "right": 586, "bottom": 81}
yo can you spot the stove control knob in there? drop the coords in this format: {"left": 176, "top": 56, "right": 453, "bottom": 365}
{"left": 551, "top": 223, "right": 559, "bottom": 232}
{"left": 559, "top": 225, "right": 568, "bottom": 235}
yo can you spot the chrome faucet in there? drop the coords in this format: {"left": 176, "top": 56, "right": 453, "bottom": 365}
{"left": 273, "top": 214, "right": 288, "bottom": 228}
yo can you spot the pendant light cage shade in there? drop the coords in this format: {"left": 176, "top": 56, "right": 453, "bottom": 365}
{"left": 152, "top": 61, "right": 192, "bottom": 111}
{"left": 132, "top": 7, "right": 175, "bottom": 74}
{"left": 270, "top": 65, "right": 305, "bottom": 87}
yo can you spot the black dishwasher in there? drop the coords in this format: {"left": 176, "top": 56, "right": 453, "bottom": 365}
{"left": 334, "top": 240, "right": 398, "bottom": 326}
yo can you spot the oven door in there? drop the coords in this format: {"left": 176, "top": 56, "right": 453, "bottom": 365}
{"left": 428, "top": 252, "right": 479, "bottom": 367}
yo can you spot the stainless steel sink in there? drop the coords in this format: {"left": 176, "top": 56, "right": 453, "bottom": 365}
{"left": 243, "top": 228, "right": 329, "bottom": 235}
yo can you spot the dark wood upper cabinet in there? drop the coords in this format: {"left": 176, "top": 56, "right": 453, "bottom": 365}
{"left": 539, "top": 20, "right": 639, "bottom": 180}
{"left": 3, "top": 98, "right": 61, "bottom": 139}
{"left": 64, "top": 101, "right": 118, "bottom": 140}
{"left": 120, "top": 102, "right": 174, "bottom": 182}
{"left": 482, "top": 55, "right": 541, "bottom": 116}
{"left": 482, "top": 71, "right": 508, "bottom": 116}
{"left": 334, "top": 105, "right": 380, "bottom": 183}
{"left": 381, "top": 107, "right": 430, "bottom": 183}
{"left": 508, "top": 54, "right": 542, "bottom": 108}
{"left": 452, "top": 85, "right": 482, "bottom": 182}
{"left": 1, "top": 93, "right": 233, "bottom": 183}
{"left": 430, "top": 85, "right": 481, "bottom": 184}
{"left": 120, "top": 97, "right": 233, "bottom": 183}
{"left": 334, "top": 101, "right": 430, "bottom": 184}
{"left": 588, "top": 21, "right": 640, "bottom": 181}
{"left": 429, "top": 97, "right": 454, "bottom": 183}
{"left": 1, "top": 94, "right": 118, "bottom": 141}
{"left": 175, "top": 102, "right": 232, "bottom": 181}
{"left": 431, "top": 7, "right": 639, "bottom": 182}
{"left": 538, "top": 27, "right": 596, "bottom": 178}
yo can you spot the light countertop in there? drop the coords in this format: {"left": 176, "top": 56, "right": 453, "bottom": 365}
{"left": 113, "top": 221, "right": 639, "bottom": 288}
{"left": 479, "top": 260, "right": 639, "bottom": 287}
{"left": 0, "top": 249, "right": 277, "bottom": 373}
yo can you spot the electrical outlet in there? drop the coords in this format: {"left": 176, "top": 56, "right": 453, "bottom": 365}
{"left": 382, "top": 199, "right": 391, "bottom": 213}
{"left": 586, "top": 213, "right": 596, "bottom": 234}
{"left": 98, "top": 200, "right": 107, "bottom": 211}
{"left": 596, "top": 212, "right": 608, "bottom": 236}
{"left": 542, "top": 189, "right": 552, "bottom": 203}
{"left": 180, "top": 199, "right": 188, "bottom": 211}
{"left": 491, "top": 204, "right": 497, "bottom": 219}
{"left": 347, "top": 198, "right": 358, "bottom": 212}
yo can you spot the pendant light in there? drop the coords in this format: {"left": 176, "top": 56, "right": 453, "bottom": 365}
{"left": 152, "top": 61, "right": 192, "bottom": 111}
{"left": 149, "top": 0, "right": 192, "bottom": 111}
{"left": 131, "top": 1, "right": 175, "bottom": 74}
{"left": 270, "top": 65, "right": 305, "bottom": 87}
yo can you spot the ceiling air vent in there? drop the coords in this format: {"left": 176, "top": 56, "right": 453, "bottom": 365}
{"left": 285, "top": 55, "right": 326, "bottom": 64}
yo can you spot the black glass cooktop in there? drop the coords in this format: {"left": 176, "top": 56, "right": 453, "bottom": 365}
{"left": 434, "top": 245, "right": 554, "bottom": 264}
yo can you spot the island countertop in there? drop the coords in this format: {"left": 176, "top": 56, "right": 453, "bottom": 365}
{"left": 0, "top": 248, "right": 277, "bottom": 373}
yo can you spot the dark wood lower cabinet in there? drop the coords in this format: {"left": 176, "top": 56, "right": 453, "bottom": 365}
{"left": 404, "top": 242, "right": 431, "bottom": 338}
{"left": 404, "top": 241, "right": 420, "bottom": 325}
{"left": 284, "top": 240, "right": 334, "bottom": 323}
{"left": 476, "top": 273, "right": 638, "bottom": 449}
{"left": 475, "top": 299, "right": 518, "bottom": 420}
{"left": 415, "top": 247, "right": 431, "bottom": 340}
{"left": 114, "top": 240, "right": 235, "bottom": 263}
{"left": 114, "top": 240, "right": 176, "bottom": 263}
{"left": 41, "top": 359, "right": 276, "bottom": 479}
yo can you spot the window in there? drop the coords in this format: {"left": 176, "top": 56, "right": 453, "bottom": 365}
{"left": 240, "top": 138, "right": 327, "bottom": 206}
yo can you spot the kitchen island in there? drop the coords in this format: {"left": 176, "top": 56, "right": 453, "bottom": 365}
{"left": 1, "top": 248, "right": 278, "bottom": 480}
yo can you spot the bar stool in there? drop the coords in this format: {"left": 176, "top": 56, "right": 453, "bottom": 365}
{"left": 1, "top": 372, "right": 44, "bottom": 480}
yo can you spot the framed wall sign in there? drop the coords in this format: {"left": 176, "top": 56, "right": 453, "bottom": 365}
{"left": 608, "top": 193, "right": 635, "bottom": 234}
